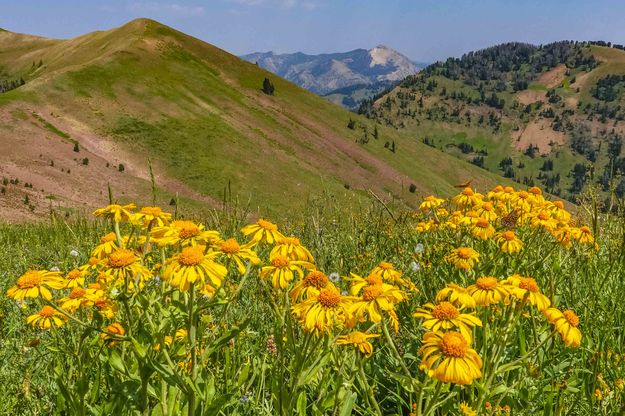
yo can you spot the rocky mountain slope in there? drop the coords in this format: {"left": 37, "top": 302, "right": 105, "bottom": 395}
{"left": 241, "top": 46, "right": 421, "bottom": 95}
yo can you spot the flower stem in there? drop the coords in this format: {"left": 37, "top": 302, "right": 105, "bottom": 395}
{"left": 187, "top": 283, "right": 197, "bottom": 416}
{"left": 358, "top": 357, "right": 383, "bottom": 416}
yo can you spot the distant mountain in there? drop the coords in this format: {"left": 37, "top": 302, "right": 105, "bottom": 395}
{"left": 241, "top": 46, "right": 423, "bottom": 95}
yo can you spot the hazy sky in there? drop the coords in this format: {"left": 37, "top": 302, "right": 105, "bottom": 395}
{"left": 2, "top": 0, "right": 625, "bottom": 62}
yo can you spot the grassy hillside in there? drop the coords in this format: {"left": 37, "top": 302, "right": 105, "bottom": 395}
{"left": 362, "top": 41, "right": 625, "bottom": 205}
{"left": 0, "top": 19, "right": 502, "bottom": 221}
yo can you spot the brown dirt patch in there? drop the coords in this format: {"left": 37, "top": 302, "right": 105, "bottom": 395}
{"left": 0, "top": 103, "right": 217, "bottom": 222}
{"left": 512, "top": 118, "right": 566, "bottom": 155}
{"left": 573, "top": 71, "right": 593, "bottom": 91}
{"left": 537, "top": 64, "right": 568, "bottom": 89}
{"left": 516, "top": 90, "right": 547, "bottom": 105}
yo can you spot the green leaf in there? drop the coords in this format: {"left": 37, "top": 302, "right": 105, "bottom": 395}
{"left": 296, "top": 352, "right": 331, "bottom": 387}
{"left": 131, "top": 337, "right": 148, "bottom": 359}
{"left": 108, "top": 349, "right": 127, "bottom": 374}
{"left": 237, "top": 362, "right": 251, "bottom": 387}
{"left": 339, "top": 392, "right": 357, "bottom": 416}
{"left": 297, "top": 391, "right": 307, "bottom": 416}
{"left": 518, "top": 323, "right": 527, "bottom": 356}
{"left": 386, "top": 371, "right": 416, "bottom": 393}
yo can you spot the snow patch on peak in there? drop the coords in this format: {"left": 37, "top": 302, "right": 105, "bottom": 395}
{"left": 369, "top": 46, "right": 398, "bottom": 67}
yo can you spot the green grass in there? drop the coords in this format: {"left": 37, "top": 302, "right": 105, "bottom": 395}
{"left": 30, "top": 112, "right": 71, "bottom": 140}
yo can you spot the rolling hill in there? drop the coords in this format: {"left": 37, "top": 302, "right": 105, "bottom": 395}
{"left": 0, "top": 19, "right": 501, "bottom": 221}
{"left": 361, "top": 41, "right": 625, "bottom": 204}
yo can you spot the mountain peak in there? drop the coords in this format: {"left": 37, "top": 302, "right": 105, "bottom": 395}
{"left": 114, "top": 17, "right": 174, "bottom": 38}
{"left": 123, "top": 17, "right": 160, "bottom": 29}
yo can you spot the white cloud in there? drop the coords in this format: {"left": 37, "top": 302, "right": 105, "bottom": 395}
{"left": 127, "top": 2, "right": 206, "bottom": 17}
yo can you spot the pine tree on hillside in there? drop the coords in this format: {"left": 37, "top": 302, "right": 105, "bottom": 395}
{"left": 262, "top": 78, "right": 275, "bottom": 95}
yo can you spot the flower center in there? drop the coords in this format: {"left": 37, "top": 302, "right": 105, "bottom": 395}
{"left": 378, "top": 261, "right": 393, "bottom": 270}
{"left": 362, "top": 284, "right": 383, "bottom": 301}
{"left": 457, "top": 248, "right": 474, "bottom": 259}
{"left": 67, "top": 270, "right": 82, "bottom": 280}
{"left": 481, "top": 202, "right": 494, "bottom": 211}
{"left": 475, "top": 219, "right": 489, "bottom": 229}
{"left": 271, "top": 256, "right": 290, "bottom": 268}
{"left": 69, "top": 287, "right": 86, "bottom": 299}
{"left": 538, "top": 212, "right": 550, "bottom": 220}
{"left": 563, "top": 310, "right": 580, "bottom": 327}
{"left": 303, "top": 271, "right": 328, "bottom": 289}
{"left": 431, "top": 302, "right": 460, "bottom": 320}
{"left": 519, "top": 277, "right": 539, "bottom": 292}
{"left": 17, "top": 271, "right": 42, "bottom": 288}
{"left": 351, "top": 332, "right": 367, "bottom": 344}
{"left": 176, "top": 221, "right": 201, "bottom": 239}
{"left": 108, "top": 249, "right": 137, "bottom": 268}
{"left": 554, "top": 201, "right": 564, "bottom": 209}
{"left": 501, "top": 231, "right": 516, "bottom": 241}
{"left": 504, "top": 186, "right": 514, "bottom": 193}
{"left": 476, "top": 277, "right": 498, "bottom": 290}
{"left": 518, "top": 191, "right": 529, "bottom": 199}
{"left": 366, "top": 274, "right": 383, "bottom": 286}
{"left": 39, "top": 306, "right": 56, "bottom": 318}
{"left": 318, "top": 288, "right": 341, "bottom": 308}
{"left": 257, "top": 219, "right": 277, "bottom": 231}
{"left": 462, "top": 188, "right": 474, "bottom": 196}
{"left": 178, "top": 246, "right": 205, "bottom": 266}
{"left": 106, "top": 323, "right": 124, "bottom": 336}
{"left": 580, "top": 226, "right": 591, "bottom": 234}
{"left": 529, "top": 187, "right": 542, "bottom": 195}
{"left": 220, "top": 238, "right": 241, "bottom": 254}
{"left": 101, "top": 232, "right": 117, "bottom": 243}
{"left": 439, "top": 332, "right": 469, "bottom": 358}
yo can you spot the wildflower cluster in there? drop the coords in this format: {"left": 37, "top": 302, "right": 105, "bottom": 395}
{"left": 417, "top": 186, "right": 596, "bottom": 270}
{"left": 3, "top": 184, "right": 601, "bottom": 415}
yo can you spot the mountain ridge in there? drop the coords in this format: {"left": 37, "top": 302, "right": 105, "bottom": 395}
{"left": 0, "top": 18, "right": 501, "bottom": 221}
{"left": 241, "top": 45, "right": 422, "bottom": 95}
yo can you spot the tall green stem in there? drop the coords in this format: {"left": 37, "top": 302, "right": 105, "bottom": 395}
{"left": 358, "top": 357, "right": 383, "bottom": 416}
{"left": 187, "top": 283, "right": 197, "bottom": 416}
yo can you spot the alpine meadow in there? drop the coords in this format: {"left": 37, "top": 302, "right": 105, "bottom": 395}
{"left": 2, "top": 3, "right": 625, "bottom": 416}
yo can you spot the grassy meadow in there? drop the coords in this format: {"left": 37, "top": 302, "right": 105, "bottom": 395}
{"left": 1, "top": 185, "right": 625, "bottom": 415}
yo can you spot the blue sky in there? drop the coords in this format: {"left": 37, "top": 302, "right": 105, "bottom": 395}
{"left": 1, "top": 0, "right": 625, "bottom": 62}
